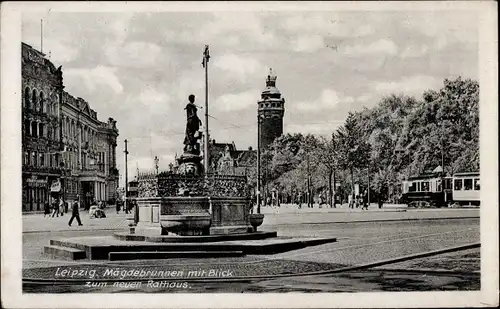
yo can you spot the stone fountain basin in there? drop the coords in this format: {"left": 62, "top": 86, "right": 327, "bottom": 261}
{"left": 160, "top": 214, "right": 211, "bottom": 236}
{"left": 136, "top": 196, "right": 254, "bottom": 236}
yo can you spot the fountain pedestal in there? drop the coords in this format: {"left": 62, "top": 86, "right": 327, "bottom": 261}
{"left": 134, "top": 189, "right": 256, "bottom": 236}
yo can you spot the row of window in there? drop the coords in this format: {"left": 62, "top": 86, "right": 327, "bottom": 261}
{"left": 62, "top": 119, "right": 98, "bottom": 149}
{"left": 454, "top": 178, "right": 480, "bottom": 191}
{"left": 66, "top": 180, "right": 79, "bottom": 194}
{"left": 24, "top": 151, "right": 59, "bottom": 168}
{"left": 406, "top": 178, "right": 480, "bottom": 193}
{"left": 408, "top": 181, "right": 432, "bottom": 193}
{"left": 61, "top": 150, "right": 106, "bottom": 171}
{"left": 23, "top": 87, "right": 58, "bottom": 116}
{"left": 23, "top": 119, "right": 58, "bottom": 140}
{"left": 259, "top": 102, "right": 283, "bottom": 109}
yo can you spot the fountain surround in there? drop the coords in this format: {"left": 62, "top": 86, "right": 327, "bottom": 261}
{"left": 131, "top": 96, "right": 265, "bottom": 237}
{"left": 133, "top": 169, "right": 258, "bottom": 236}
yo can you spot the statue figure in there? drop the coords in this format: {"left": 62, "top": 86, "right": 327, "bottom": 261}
{"left": 183, "top": 94, "right": 202, "bottom": 154}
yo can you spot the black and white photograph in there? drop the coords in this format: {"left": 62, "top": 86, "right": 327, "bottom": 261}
{"left": 1, "top": 1, "right": 498, "bottom": 308}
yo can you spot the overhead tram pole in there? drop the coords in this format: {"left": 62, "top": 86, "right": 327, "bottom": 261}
{"left": 124, "top": 139, "right": 129, "bottom": 213}
{"left": 202, "top": 45, "right": 210, "bottom": 176}
{"left": 257, "top": 115, "right": 261, "bottom": 214}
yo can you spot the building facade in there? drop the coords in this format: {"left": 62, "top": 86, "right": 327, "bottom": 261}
{"left": 22, "top": 42, "right": 119, "bottom": 212}
{"left": 61, "top": 92, "right": 119, "bottom": 209}
{"left": 208, "top": 140, "right": 256, "bottom": 176}
{"left": 258, "top": 69, "right": 285, "bottom": 150}
{"left": 22, "top": 43, "right": 64, "bottom": 212}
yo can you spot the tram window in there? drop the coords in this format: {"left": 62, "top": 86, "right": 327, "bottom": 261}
{"left": 416, "top": 182, "right": 421, "bottom": 192}
{"left": 408, "top": 182, "right": 416, "bottom": 192}
{"left": 454, "top": 179, "right": 463, "bottom": 191}
{"left": 444, "top": 178, "right": 452, "bottom": 190}
{"left": 421, "top": 181, "right": 430, "bottom": 192}
{"left": 464, "top": 179, "right": 473, "bottom": 190}
{"left": 474, "top": 178, "right": 480, "bottom": 190}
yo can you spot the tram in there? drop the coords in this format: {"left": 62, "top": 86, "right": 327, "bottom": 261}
{"left": 401, "top": 171, "right": 479, "bottom": 207}
{"left": 452, "top": 171, "right": 480, "bottom": 206}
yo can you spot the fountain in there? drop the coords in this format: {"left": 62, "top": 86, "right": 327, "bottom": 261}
{"left": 43, "top": 94, "right": 336, "bottom": 261}
{"left": 130, "top": 94, "right": 266, "bottom": 238}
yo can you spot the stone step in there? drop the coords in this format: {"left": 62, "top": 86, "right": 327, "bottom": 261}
{"left": 108, "top": 250, "right": 245, "bottom": 261}
{"left": 43, "top": 245, "right": 86, "bottom": 260}
{"left": 50, "top": 239, "right": 88, "bottom": 251}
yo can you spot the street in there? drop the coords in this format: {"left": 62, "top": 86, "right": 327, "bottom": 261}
{"left": 23, "top": 207, "right": 480, "bottom": 292}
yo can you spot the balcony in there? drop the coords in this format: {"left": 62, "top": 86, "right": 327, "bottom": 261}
{"left": 22, "top": 165, "right": 62, "bottom": 175}
{"left": 79, "top": 168, "right": 106, "bottom": 178}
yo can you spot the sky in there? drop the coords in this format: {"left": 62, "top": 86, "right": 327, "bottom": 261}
{"left": 21, "top": 8, "right": 479, "bottom": 187}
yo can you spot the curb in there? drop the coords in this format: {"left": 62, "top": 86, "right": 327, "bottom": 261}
{"left": 23, "top": 227, "right": 127, "bottom": 234}
{"left": 23, "top": 216, "right": 480, "bottom": 234}
{"left": 270, "top": 216, "right": 480, "bottom": 226}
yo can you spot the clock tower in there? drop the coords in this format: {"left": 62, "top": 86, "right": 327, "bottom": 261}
{"left": 258, "top": 69, "right": 285, "bottom": 149}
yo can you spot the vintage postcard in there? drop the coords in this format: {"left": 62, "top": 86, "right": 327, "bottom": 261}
{"left": 1, "top": 1, "right": 498, "bottom": 308}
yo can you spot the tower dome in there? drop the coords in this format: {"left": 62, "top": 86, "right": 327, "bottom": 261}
{"left": 261, "top": 69, "right": 282, "bottom": 100}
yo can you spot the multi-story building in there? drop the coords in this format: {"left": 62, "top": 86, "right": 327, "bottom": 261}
{"left": 22, "top": 42, "right": 119, "bottom": 212}
{"left": 22, "top": 43, "right": 64, "bottom": 212}
{"left": 60, "top": 92, "right": 119, "bottom": 209}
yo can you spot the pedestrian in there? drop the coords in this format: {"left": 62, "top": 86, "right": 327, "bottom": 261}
{"left": 348, "top": 193, "right": 354, "bottom": 209}
{"left": 64, "top": 200, "right": 69, "bottom": 213}
{"left": 125, "top": 199, "right": 130, "bottom": 214}
{"left": 68, "top": 195, "right": 83, "bottom": 226}
{"left": 51, "top": 198, "right": 60, "bottom": 217}
{"left": 43, "top": 202, "right": 50, "bottom": 217}
{"left": 362, "top": 190, "right": 369, "bottom": 210}
{"left": 59, "top": 198, "right": 65, "bottom": 216}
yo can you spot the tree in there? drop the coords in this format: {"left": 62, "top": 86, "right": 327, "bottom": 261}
{"left": 336, "top": 112, "right": 372, "bottom": 196}
{"left": 315, "top": 133, "right": 340, "bottom": 207}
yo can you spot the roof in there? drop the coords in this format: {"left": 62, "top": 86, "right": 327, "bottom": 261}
{"left": 262, "top": 86, "right": 281, "bottom": 95}
{"left": 408, "top": 172, "right": 442, "bottom": 180}
{"left": 453, "top": 171, "right": 480, "bottom": 177}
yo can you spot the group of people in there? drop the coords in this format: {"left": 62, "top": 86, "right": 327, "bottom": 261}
{"left": 349, "top": 190, "right": 370, "bottom": 210}
{"left": 115, "top": 199, "right": 136, "bottom": 214}
{"left": 295, "top": 193, "right": 334, "bottom": 209}
{"left": 44, "top": 198, "right": 68, "bottom": 218}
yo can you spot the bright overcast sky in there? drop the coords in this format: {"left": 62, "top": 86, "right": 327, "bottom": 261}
{"left": 21, "top": 5, "right": 479, "bottom": 187}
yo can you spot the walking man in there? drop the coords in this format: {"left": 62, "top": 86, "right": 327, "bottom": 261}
{"left": 44, "top": 202, "right": 51, "bottom": 217}
{"left": 362, "top": 190, "right": 369, "bottom": 210}
{"left": 51, "top": 198, "right": 60, "bottom": 217}
{"left": 59, "top": 198, "right": 65, "bottom": 216}
{"left": 68, "top": 195, "right": 83, "bottom": 226}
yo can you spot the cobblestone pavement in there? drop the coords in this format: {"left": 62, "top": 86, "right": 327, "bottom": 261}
{"left": 23, "top": 217, "right": 479, "bottom": 272}
{"left": 23, "top": 211, "right": 130, "bottom": 233}
{"left": 23, "top": 214, "right": 480, "bottom": 292}
{"left": 373, "top": 248, "right": 480, "bottom": 273}
{"left": 23, "top": 206, "right": 479, "bottom": 233}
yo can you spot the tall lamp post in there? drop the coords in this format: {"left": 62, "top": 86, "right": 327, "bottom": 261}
{"left": 202, "top": 45, "right": 210, "bottom": 175}
{"left": 256, "top": 115, "right": 262, "bottom": 214}
{"left": 124, "top": 139, "right": 129, "bottom": 213}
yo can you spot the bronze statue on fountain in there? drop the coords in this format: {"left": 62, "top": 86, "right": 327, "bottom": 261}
{"left": 177, "top": 94, "right": 204, "bottom": 177}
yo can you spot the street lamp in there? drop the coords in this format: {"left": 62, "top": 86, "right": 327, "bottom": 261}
{"left": 256, "top": 114, "right": 263, "bottom": 214}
